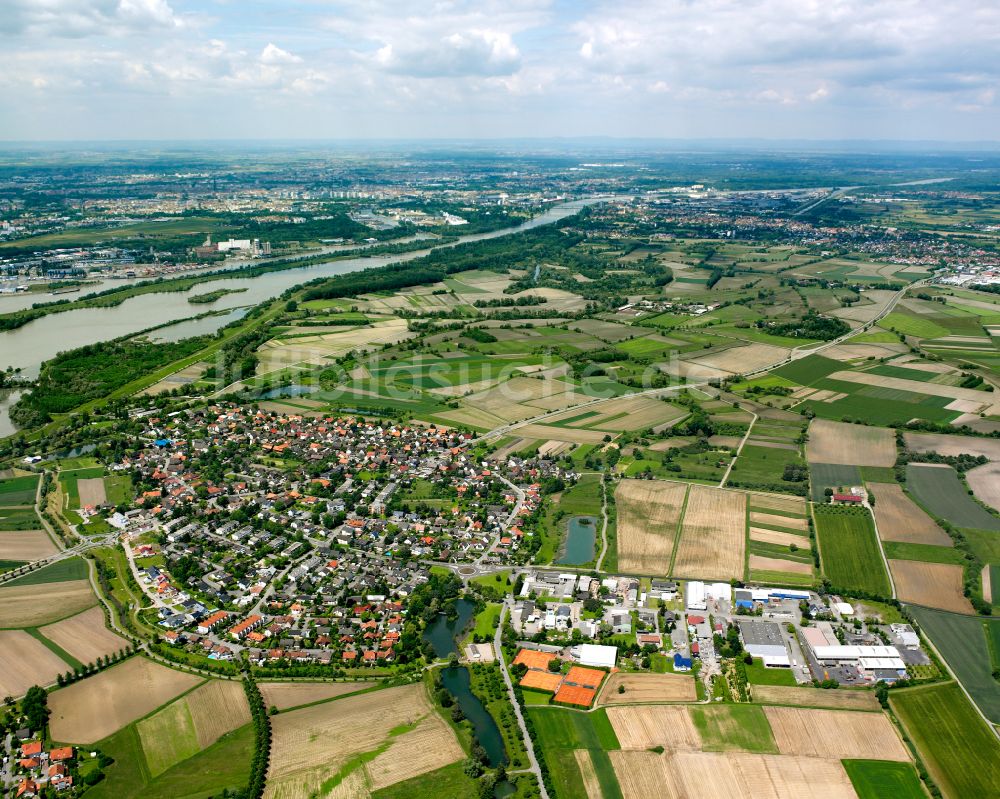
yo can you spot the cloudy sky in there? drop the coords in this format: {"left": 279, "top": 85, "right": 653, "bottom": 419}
{"left": 1, "top": 0, "right": 998, "bottom": 141}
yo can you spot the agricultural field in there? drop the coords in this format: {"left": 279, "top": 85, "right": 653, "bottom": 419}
{"left": 265, "top": 683, "right": 463, "bottom": 799}
{"left": 672, "top": 484, "right": 747, "bottom": 581}
{"left": 750, "top": 685, "right": 879, "bottom": 711}
{"left": 867, "top": 482, "right": 952, "bottom": 546}
{"left": 688, "top": 704, "right": 777, "bottom": 753}
{"left": 259, "top": 680, "right": 376, "bottom": 711}
{"left": 615, "top": 479, "right": 686, "bottom": 575}
{"left": 842, "top": 760, "right": 926, "bottom": 799}
{"left": 762, "top": 706, "right": 909, "bottom": 761}
{"left": 0, "top": 629, "right": 72, "bottom": 697}
{"left": 0, "top": 507, "right": 44, "bottom": 530}
{"left": 38, "top": 605, "right": 130, "bottom": 664}
{"left": 528, "top": 708, "right": 622, "bottom": 799}
{"left": 0, "top": 578, "right": 96, "bottom": 627}
{"left": 908, "top": 606, "right": 1000, "bottom": 723}
{"left": 814, "top": 505, "right": 891, "bottom": 596}
{"left": 0, "top": 528, "right": 58, "bottom": 561}
{"left": 891, "top": 682, "right": 1000, "bottom": 799}
{"left": 805, "top": 420, "right": 896, "bottom": 466}
{"left": 888, "top": 559, "right": 973, "bottom": 614}
{"left": 907, "top": 463, "right": 1000, "bottom": 531}
{"left": 597, "top": 672, "right": 696, "bottom": 705}
{"left": 967, "top": 462, "right": 1000, "bottom": 513}
{"left": 0, "top": 474, "right": 39, "bottom": 505}
{"left": 49, "top": 657, "right": 203, "bottom": 743}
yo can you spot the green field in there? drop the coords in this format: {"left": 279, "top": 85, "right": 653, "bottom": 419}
{"left": 104, "top": 474, "right": 134, "bottom": 506}
{"left": 891, "top": 682, "right": 1000, "bottom": 799}
{"left": 809, "top": 462, "right": 862, "bottom": 501}
{"left": 59, "top": 466, "right": 106, "bottom": 509}
{"left": 727, "top": 443, "right": 805, "bottom": 492}
{"left": 772, "top": 354, "right": 843, "bottom": 385}
{"left": 744, "top": 659, "right": 797, "bottom": 686}
{"left": 0, "top": 475, "right": 39, "bottom": 505}
{"left": 527, "top": 708, "right": 621, "bottom": 799}
{"left": 882, "top": 541, "right": 966, "bottom": 565}
{"left": 799, "top": 384, "right": 959, "bottom": 426}
{"left": 0, "top": 507, "right": 42, "bottom": 530}
{"left": 842, "top": 760, "right": 927, "bottom": 799}
{"left": 879, "top": 311, "right": 951, "bottom": 339}
{"left": 909, "top": 606, "right": 1000, "bottom": 723}
{"left": 6, "top": 557, "right": 89, "bottom": 586}
{"left": 689, "top": 704, "right": 777, "bottom": 753}
{"left": 814, "top": 506, "right": 891, "bottom": 596}
{"left": 137, "top": 697, "right": 201, "bottom": 776}
{"left": 86, "top": 721, "right": 253, "bottom": 799}
{"left": 907, "top": 464, "right": 1000, "bottom": 531}
{"left": 372, "top": 761, "right": 478, "bottom": 799}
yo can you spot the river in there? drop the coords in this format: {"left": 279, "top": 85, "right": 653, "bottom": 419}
{"left": 0, "top": 198, "right": 600, "bottom": 381}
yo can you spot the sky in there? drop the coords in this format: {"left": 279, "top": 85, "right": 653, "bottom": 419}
{"left": 1, "top": 0, "right": 998, "bottom": 142}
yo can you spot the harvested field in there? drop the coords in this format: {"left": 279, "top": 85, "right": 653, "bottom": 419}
{"left": 265, "top": 684, "right": 462, "bottom": 799}
{"left": 748, "top": 493, "right": 807, "bottom": 515}
{"left": 692, "top": 343, "right": 790, "bottom": 374}
{"left": 751, "top": 685, "right": 879, "bottom": 711}
{"left": 615, "top": 479, "right": 687, "bottom": 575}
{"left": 76, "top": 477, "right": 107, "bottom": 507}
{"left": 513, "top": 423, "right": 609, "bottom": 445}
{"left": 0, "top": 579, "right": 95, "bottom": 628}
{"left": 672, "top": 484, "right": 747, "bottom": 581}
{"left": 889, "top": 559, "right": 974, "bottom": 614}
{"left": 749, "top": 527, "right": 805, "bottom": 547}
{"left": 185, "top": 679, "right": 252, "bottom": 748}
{"left": 903, "top": 431, "right": 1000, "bottom": 461}
{"left": 763, "top": 706, "right": 909, "bottom": 761}
{"left": 0, "top": 630, "right": 70, "bottom": 697}
{"left": 49, "top": 657, "right": 202, "bottom": 743}
{"left": 259, "top": 681, "right": 375, "bottom": 711}
{"left": 806, "top": 420, "right": 896, "bottom": 466}
{"left": 612, "top": 750, "right": 857, "bottom": 799}
{"left": 749, "top": 512, "right": 808, "bottom": 531}
{"left": 607, "top": 705, "right": 700, "bottom": 751}
{"left": 868, "top": 483, "right": 952, "bottom": 546}
{"left": 0, "top": 529, "right": 58, "bottom": 561}
{"left": 597, "top": 672, "right": 696, "bottom": 705}
{"left": 38, "top": 606, "right": 129, "bottom": 664}
{"left": 573, "top": 750, "right": 603, "bottom": 799}
{"left": 748, "top": 555, "right": 812, "bottom": 575}
{"left": 967, "top": 462, "right": 1000, "bottom": 513}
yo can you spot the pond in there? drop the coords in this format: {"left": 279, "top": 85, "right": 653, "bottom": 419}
{"left": 423, "top": 597, "right": 508, "bottom": 769}
{"left": 257, "top": 383, "right": 317, "bottom": 400}
{"left": 556, "top": 514, "right": 598, "bottom": 565}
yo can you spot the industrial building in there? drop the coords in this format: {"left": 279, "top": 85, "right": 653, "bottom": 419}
{"left": 738, "top": 620, "right": 791, "bottom": 667}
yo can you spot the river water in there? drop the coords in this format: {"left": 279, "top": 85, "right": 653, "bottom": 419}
{"left": 0, "top": 199, "right": 599, "bottom": 381}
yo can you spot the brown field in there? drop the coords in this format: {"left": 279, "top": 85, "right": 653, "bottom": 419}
{"left": 615, "top": 479, "right": 687, "bottom": 575}
{"left": 265, "top": 684, "right": 462, "bottom": 799}
{"left": 0, "top": 630, "right": 71, "bottom": 698}
{"left": 259, "top": 681, "right": 376, "bottom": 711}
{"left": 574, "top": 750, "right": 603, "bottom": 798}
{"left": 868, "top": 483, "right": 952, "bottom": 546}
{"left": 607, "top": 705, "right": 700, "bottom": 751}
{"left": 597, "top": 672, "right": 696, "bottom": 705}
{"left": 749, "top": 527, "right": 806, "bottom": 547}
{"left": 748, "top": 555, "right": 812, "bottom": 575}
{"left": 672, "top": 485, "right": 747, "bottom": 581}
{"left": 185, "top": 679, "right": 252, "bottom": 748}
{"left": 984, "top": 564, "right": 993, "bottom": 604}
{"left": 0, "top": 579, "right": 96, "bottom": 628}
{"left": 49, "top": 657, "right": 202, "bottom": 743}
{"left": 692, "top": 343, "right": 791, "bottom": 374}
{"left": 611, "top": 750, "right": 857, "bottom": 799}
{"left": 38, "top": 606, "right": 129, "bottom": 664}
{"left": 749, "top": 512, "right": 808, "bottom": 531}
{"left": 903, "top": 431, "right": 1000, "bottom": 461}
{"left": 0, "top": 530, "right": 58, "bottom": 561}
{"left": 806, "top": 420, "right": 896, "bottom": 466}
{"left": 513, "top": 423, "right": 610, "bottom": 444}
{"left": 967, "top": 462, "right": 1000, "bottom": 513}
{"left": 764, "top": 706, "right": 909, "bottom": 761}
{"left": 76, "top": 477, "right": 107, "bottom": 507}
{"left": 751, "top": 685, "right": 879, "bottom": 711}
{"left": 889, "top": 559, "right": 974, "bottom": 614}
{"left": 748, "top": 493, "right": 807, "bottom": 515}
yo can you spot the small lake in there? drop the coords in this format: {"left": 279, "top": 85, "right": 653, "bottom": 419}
{"left": 423, "top": 597, "right": 508, "bottom": 768}
{"left": 257, "top": 384, "right": 317, "bottom": 400}
{"left": 556, "top": 514, "right": 598, "bottom": 565}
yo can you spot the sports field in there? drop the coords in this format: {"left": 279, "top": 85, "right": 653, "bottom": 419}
{"left": 814, "top": 505, "right": 891, "bottom": 596}
{"left": 891, "top": 682, "right": 1000, "bottom": 799}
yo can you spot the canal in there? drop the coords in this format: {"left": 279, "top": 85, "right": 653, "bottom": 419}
{"left": 423, "top": 598, "right": 508, "bottom": 768}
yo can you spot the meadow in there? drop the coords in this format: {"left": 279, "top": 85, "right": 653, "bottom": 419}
{"left": 0, "top": 474, "right": 39, "bottom": 505}
{"left": 906, "top": 463, "right": 1000, "bottom": 531}
{"left": 842, "top": 760, "right": 926, "bottom": 799}
{"left": 526, "top": 708, "right": 621, "bottom": 799}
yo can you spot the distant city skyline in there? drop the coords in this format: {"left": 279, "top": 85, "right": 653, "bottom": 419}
{"left": 1, "top": 0, "right": 998, "bottom": 142}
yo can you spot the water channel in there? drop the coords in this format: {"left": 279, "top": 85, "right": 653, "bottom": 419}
{"left": 422, "top": 598, "right": 508, "bottom": 769}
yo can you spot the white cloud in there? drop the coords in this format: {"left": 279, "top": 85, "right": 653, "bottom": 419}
{"left": 0, "top": 0, "right": 184, "bottom": 37}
